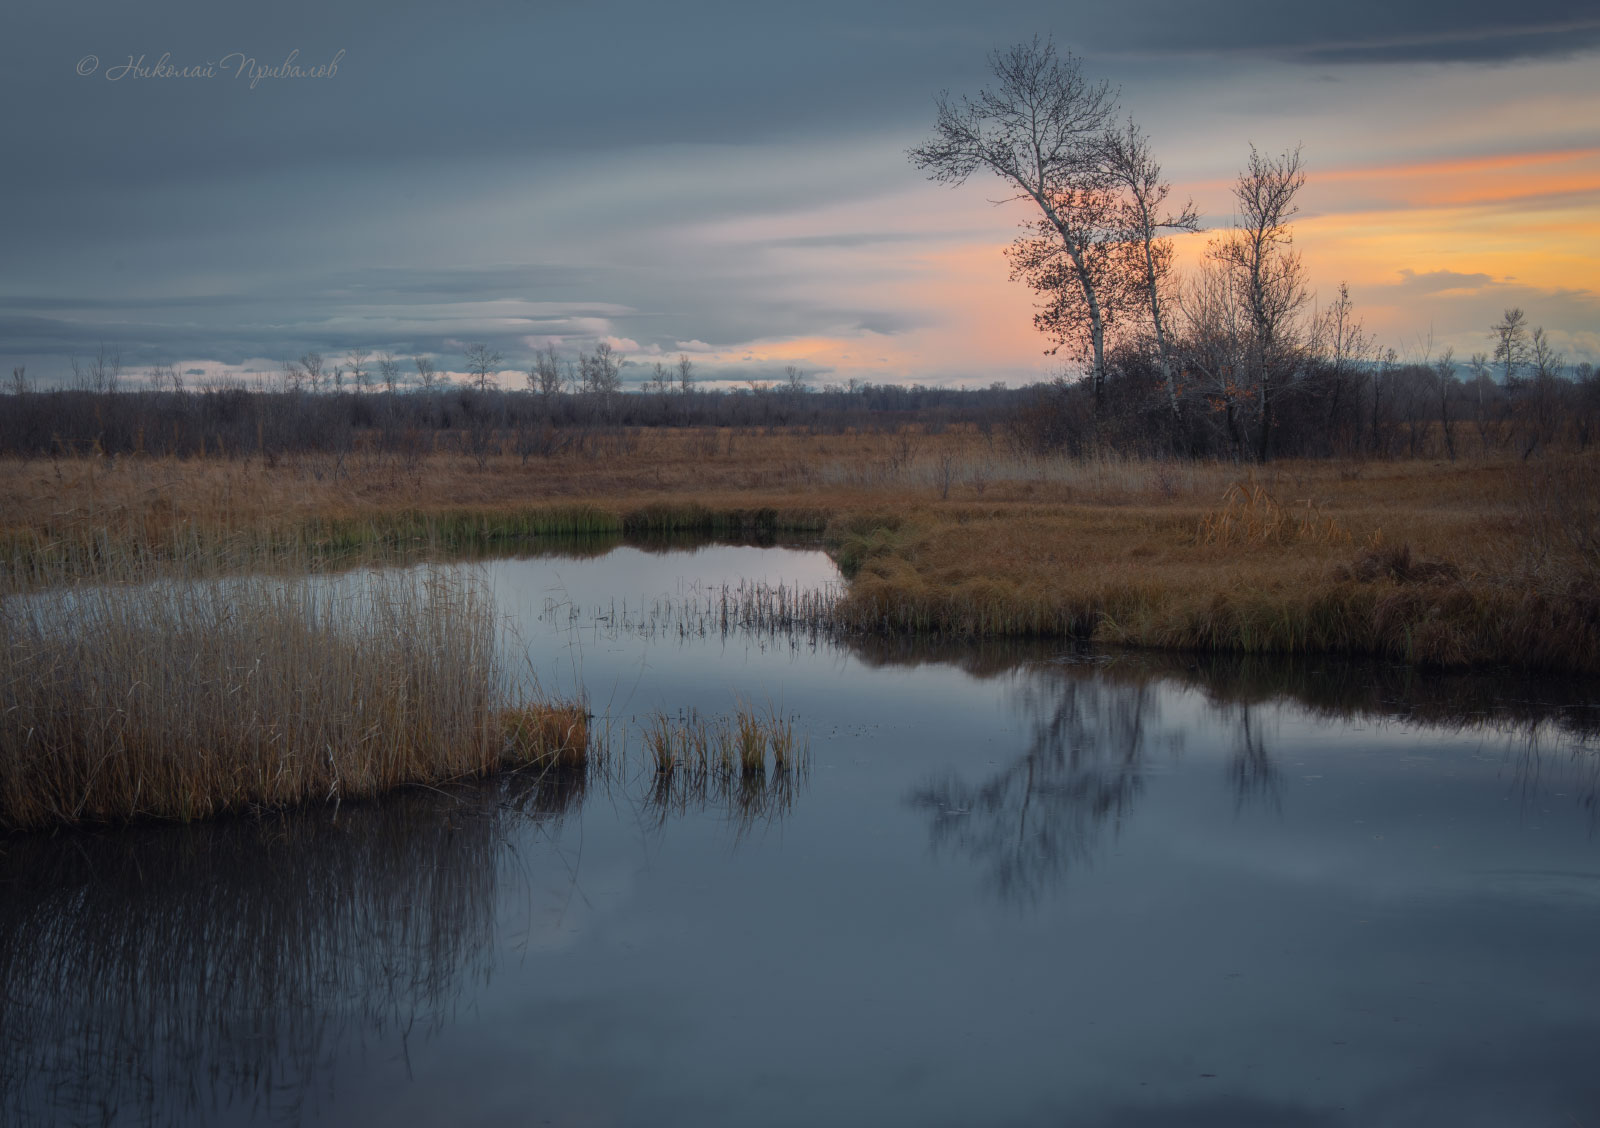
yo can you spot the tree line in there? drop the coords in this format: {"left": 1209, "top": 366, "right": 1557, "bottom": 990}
{"left": 2, "top": 355, "right": 1594, "bottom": 464}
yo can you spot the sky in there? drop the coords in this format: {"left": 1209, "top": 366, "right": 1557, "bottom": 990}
{"left": 1, "top": 0, "right": 1596, "bottom": 389}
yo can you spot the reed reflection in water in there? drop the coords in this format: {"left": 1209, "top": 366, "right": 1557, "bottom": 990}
{"left": 0, "top": 788, "right": 508, "bottom": 1127}
{"left": 0, "top": 744, "right": 807, "bottom": 1128}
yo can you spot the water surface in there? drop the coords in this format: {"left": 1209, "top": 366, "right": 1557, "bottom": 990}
{"left": 4, "top": 543, "right": 1598, "bottom": 1127}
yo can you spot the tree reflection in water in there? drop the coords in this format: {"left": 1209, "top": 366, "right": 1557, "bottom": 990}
{"left": 902, "top": 649, "right": 1597, "bottom": 906}
{"left": 907, "top": 668, "right": 1174, "bottom": 906}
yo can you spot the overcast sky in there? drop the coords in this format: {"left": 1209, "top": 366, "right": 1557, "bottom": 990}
{"left": 2, "top": 0, "right": 1596, "bottom": 388}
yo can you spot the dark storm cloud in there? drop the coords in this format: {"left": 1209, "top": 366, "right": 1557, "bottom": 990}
{"left": 3, "top": 1, "right": 1593, "bottom": 180}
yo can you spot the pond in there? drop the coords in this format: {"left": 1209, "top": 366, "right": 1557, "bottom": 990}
{"left": 4, "top": 542, "right": 1599, "bottom": 1127}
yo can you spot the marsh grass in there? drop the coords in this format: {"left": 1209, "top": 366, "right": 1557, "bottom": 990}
{"left": 7, "top": 441, "right": 1598, "bottom": 674}
{"left": 499, "top": 703, "right": 591, "bottom": 770}
{"left": 642, "top": 705, "right": 806, "bottom": 778}
{"left": 639, "top": 705, "right": 809, "bottom": 832}
{"left": 0, "top": 568, "right": 588, "bottom": 830}
{"left": 1196, "top": 482, "right": 1350, "bottom": 548}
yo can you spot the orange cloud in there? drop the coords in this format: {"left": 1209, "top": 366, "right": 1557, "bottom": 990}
{"left": 1309, "top": 147, "right": 1600, "bottom": 211}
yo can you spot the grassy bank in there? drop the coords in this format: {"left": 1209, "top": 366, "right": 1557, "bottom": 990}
{"left": 3, "top": 434, "right": 1596, "bottom": 674}
{"left": 826, "top": 455, "right": 1600, "bottom": 673}
{"left": 0, "top": 568, "right": 588, "bottom": 830}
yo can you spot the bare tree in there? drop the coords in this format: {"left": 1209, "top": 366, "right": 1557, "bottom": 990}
{"left": 413, "top": 355, "right": 437, "bottom": 391}
{"left": 299, "top": 352, "right": 326, "bottom": 394}
{"left": 1316, "top": 282, "right": 1372, "bottom": 448}
{"left": 377, "top": 352, "right": 401, "bottom": 394}
{"left": 532, "top": 344, "right": 562, "bottom": 395}
{"left": 1490, "top": 308, "right": 1529, "bottom": 388}
{"left": 1466, "top": 351, "right": 1497, "bottom": 449}
{"left": 463, "top": 343, "right": 503, "bottom": 392}
{"left": 1099, "top": 118, "right": 1199, "bottom": 424}
{"left": 646, "top": 361, "right": 672, "bottom": 394}
{"left": 784, "top": 364, "right": 809, "bottom": 393}
{"left": 1530, "top": 325, "right": 1562, "bottom": 382}
{"left": 8, "top": 365, "right": 29, "bottom": 396}
{"left": 1177, "top": 257, "right": 1252, "bottom": 456}
{"left": 1527, "top": 325, "right": 1564, "bottom": 451}
{"left": 677, "top": 353, "right": 695, "bottom": 394}
{"left": 911, "top": 38, "right": 1120, "bottom": 411}
{"left": 589, "top": 341, "right": 623, "bottom": 396}
{"left": 1433, "top": 347, "right": 1458, "bottom": 461}
{"left": 345, "top": 348, "right": 371, "bottom": 392}
{"left": 1212, "top": 144, "right": 1310, "bottom": 461}
{"left": 71, "top": 344, "right": 123, "bottom": 393}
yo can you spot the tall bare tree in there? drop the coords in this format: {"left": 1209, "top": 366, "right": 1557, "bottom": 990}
{"left": 1433, "top": 347, "right": 1458, "bottom": 461}
{"left": 71, "top": 344, "right": 122, "bottom": 393}
{"left": 1177, "top": 257, "right": 1252, "bottom": 455}
{"left": 1212, "top": 144, "right": 1310, "bottom": 461}
{"left": 463, "top": 343, "right": 503, "bottom": 392}
{"left": 1099, "top": 119, "right": 1199, "bottom": 424}
{"left": 377, "top": 353, "right": 401, "bottom": 394}
{"left": 911, "top": 38, "right": 1120, "bottom": 411}
{"left": 677, "top": 354, "right": 695, "bottom": 394}
{"left": 531, "top": 344, "right": 562, "bottom": 395}
{"left": 413, "top": 355, "right": 437, "bottom": 391}
{"left": 299, "top": 352, "right": 326, "bottom": 394}
{"left": 1490, "top": 308, "right": 1529, "bottom": 388}
{"left": 1527, "top": 324, "right": 1564, "bottom": 451}
{"left": 345, "top": 348, "right": 371, "bottom": 392}
{"left": 1316, "top": 282, "right": 1371, "bottom": 447}
{"left": 589, "top": 341, "right": 623, "bottom": 396}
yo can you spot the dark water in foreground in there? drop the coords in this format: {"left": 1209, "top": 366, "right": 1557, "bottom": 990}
{"left": 4, "top": 545, "right": 1600, "bottom": 1127}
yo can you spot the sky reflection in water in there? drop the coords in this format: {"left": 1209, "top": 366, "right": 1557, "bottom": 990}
{"left": 3, "top": 544, "right": 1598, "bottom": 1127}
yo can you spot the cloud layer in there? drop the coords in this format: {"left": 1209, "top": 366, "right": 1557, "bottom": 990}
{"left": 2, "top": 0, "right": 1596, "bottom": 385}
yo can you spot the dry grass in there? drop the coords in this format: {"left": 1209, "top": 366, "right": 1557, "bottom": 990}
{"left": 3, "top": 431, "right": 1596, "bottom": 673}
{"left": 499, "top": 703, "right": 590, "bottom": 770}
{"left": 640, "top": 705, "right": 809, "bottom": 831}
{"left": 0, "top": 568, "right": 587, "bottom": 829}
{"left": 1196, "top": 482, "right": 1350, "bottom": 548}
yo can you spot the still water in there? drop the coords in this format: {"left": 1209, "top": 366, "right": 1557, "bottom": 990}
{"left": 4, "top": 543, "right": 1599, "bottom": 1127}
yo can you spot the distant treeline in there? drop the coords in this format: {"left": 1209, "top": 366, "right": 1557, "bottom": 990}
{"left": 2, "top": 361, "right": 1597, "bottom": 463}
{"left": 1020, "top": 344, "right": 1600, "bottom": 460}
{"left": 0, "top": 383, "right": 1022, "bottom": 461}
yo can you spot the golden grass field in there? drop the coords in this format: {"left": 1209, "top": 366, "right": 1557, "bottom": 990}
{"left": 3, "top": 424, "right": 1597, "bottom": 675}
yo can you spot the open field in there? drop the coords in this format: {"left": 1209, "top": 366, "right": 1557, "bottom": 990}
{"left": 3, "top": 425, "right": 1596, "bottom": 674}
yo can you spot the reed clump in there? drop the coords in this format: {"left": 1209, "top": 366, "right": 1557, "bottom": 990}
{"left": 499, "top": 704, "right": 591, "bottom": 770}
{"left": 0, "top": 568, "right": 585, "bottom": 830}
{"left": 641, "top": 705, "right": 809, "bottom": 830}
{"left": 642, "top": 705, "right": 806, "bottom": 779}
